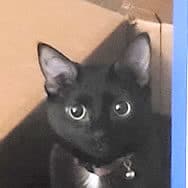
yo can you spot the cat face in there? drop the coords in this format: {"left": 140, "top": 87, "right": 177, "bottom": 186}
{"left": 37, "top": 33, "right": 151, "bottom": 164}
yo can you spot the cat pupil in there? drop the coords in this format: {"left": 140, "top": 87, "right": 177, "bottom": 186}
{"left": 114, "top": 101, "right": 131, "bottom": 117}
{"left": 69, "top": 104, "right": 86, "bottom": 120}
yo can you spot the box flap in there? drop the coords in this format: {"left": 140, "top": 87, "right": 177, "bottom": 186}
{"left": 121, "top": 0, "right": 172, "bottom": 24}
{"left": 86, "top": 0, "right": 172, "bottom": 23}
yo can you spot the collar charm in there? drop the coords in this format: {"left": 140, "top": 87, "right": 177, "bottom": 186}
{"left": 123, "top": 154, "right": 136, "bottom": 180}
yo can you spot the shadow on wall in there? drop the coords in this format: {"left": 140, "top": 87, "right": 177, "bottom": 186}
{"left": 0, "top": 21, "right": 165, "bottom": 188}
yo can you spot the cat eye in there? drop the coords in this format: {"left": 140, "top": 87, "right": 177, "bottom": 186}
{"left": 67, "top": 104, "right": 87, "bottom": 120}
{"left": 114, "top": 101, "right": 131, "bottom": 117}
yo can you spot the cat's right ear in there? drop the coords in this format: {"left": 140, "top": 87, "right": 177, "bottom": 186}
{"left": 37, "top": 43, "right": 78, "bottom": 96}
{"left": 114, "top": 33, "right": 151, "bottom": 87}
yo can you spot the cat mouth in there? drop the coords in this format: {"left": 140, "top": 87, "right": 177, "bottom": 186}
{"left": 83, "top": 162, "right": 111, "bottom": 176}
{"left": 93, "top": 165, "right": 113, "bottom": 176}
{"left": 74, "top": 156, "right": 127, "bottom": 176}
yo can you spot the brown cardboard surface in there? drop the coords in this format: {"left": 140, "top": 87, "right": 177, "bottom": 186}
{"left": 86, "top": 0, "right": 172, "bottom": 23}
{"left": 123, "top": 0, "right": 172, "bottom": 23}
{"left": 160, "top": 24, "right": 173, "bottom": 115}
{"left": 119, "top": 2, "right": 159, "bottom": 23}
{"left": 0, "top": 0, "right": 124, "bottom": 139}
{"left": 87, "top": 0, "right": 123, "bottom": 11}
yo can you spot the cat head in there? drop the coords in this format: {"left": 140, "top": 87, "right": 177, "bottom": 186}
{"left": 37, "top": 33, "right": 151, "bottom": 164}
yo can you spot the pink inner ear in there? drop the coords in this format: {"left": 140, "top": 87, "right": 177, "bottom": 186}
{"left": 45, "top": 80, "right": 59, "bottom": 95}
{"left": 45, "top": 57, "right": 70, "bottom": 78}
{"left": 126, "top": 38, "right": 150, "bottom": 69}
{"left": 44, "top": 57, "right": 77, "bottom": 83}
{"left": 124, "top": 37, "right": 150, "bottom": 86}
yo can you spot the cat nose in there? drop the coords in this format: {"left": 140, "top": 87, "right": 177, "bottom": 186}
{"left": 93, "top": 130, "right": 104, "bottom": 138}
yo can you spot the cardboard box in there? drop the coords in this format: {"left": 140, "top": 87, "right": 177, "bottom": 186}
{"left": 160, "top": 23, "right": 172, "bottom": 115}
{"left": 0, "top": 0, "right": 172, "bottom": 139}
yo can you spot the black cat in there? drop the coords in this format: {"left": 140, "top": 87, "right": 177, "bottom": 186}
{"left": 37, "top": 23, "right": 171, "bottom": 188}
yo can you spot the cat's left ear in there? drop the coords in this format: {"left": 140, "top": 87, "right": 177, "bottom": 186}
{"left": 116, "top": 33, "right": 151, "bottom": 87}
{"left": 37, "top": 43, "right": 78, "bottom": 96}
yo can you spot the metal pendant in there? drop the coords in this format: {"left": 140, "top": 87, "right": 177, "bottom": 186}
{"left": 124, "top": 170, "right": 136, "bottom": 180}
{"left": 123, "top": 156, "right": 136, "bottom": 180}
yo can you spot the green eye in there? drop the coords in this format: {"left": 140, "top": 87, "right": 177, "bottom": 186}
{"left": 114, "top": 101, "right": 131, "bottom": 117}
{"left": 67, "top": 104, "right": 87, "bottom": 120}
